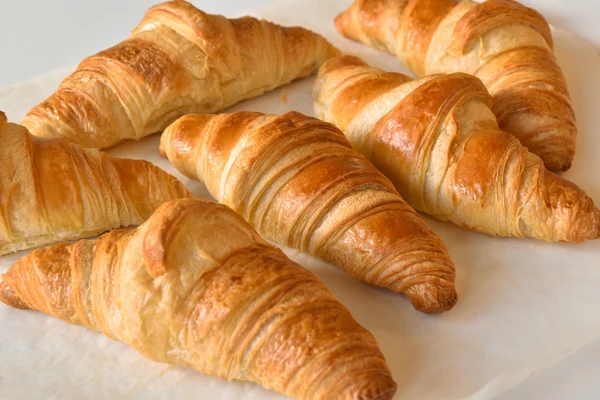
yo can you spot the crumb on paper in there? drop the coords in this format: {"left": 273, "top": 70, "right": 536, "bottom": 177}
{"left": 159, "top": 365, "right": 176, "bottom": 377}
{"left": 280, "top": 88, "right": 288, "bottom": 104}
{"left": 560, "top": 347, "right": 576, "bottom": 357}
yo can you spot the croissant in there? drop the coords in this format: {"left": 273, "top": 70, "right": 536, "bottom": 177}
{"left": 160, "top": 111, "right": 457, "bottom": 313}
{"left": 0, "top": 198, "right": 397, "bottom": 400}
{"left": 0, "top": 111, "right": 189, "bottom": 255}
{"left": 335, "top": 0, "right": 576, "bottom": 172}
{"left": 314, "top": 56, "right": 600, "bottom": 243}
{"left": 22, "top": 0, "right": 340, "bottom": 149}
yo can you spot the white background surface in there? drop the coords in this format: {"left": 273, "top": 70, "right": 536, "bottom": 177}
{"left": 0, "top": 1, "right": 599, "bottom": 399}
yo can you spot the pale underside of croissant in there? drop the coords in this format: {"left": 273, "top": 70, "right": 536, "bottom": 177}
{"left": 0, "top": 111, "right": 190, "bottom": 255}
{"left": 22, "top": 0, "right": 340, "bottom": 149}
{"left": 335, "top": 0, "right": 576, "bottom": 172}
{"left": 0, "top": 199, "right": 397, "bottom": 400}
{"left": 160, "top": 111, "right": 457, "bottom": 313}
{"left": 314, "top": 56, "right": 599, "bottom": 243}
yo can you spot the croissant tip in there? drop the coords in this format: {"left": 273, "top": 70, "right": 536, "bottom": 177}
{"left": 546, "top": 159, "right": 572, "bottom": 173}
{"left": 372, "top": 381, "right": 398, "bottom": 400}
{"left": 0, "top": 275, "right": 29, "bottom": 310}
{"left": 319, "top": 55, "right": 366, "bottom": 77}
{"left": 405, "top": 282, "right": 458, "bottom": 314}
{"left": 339, "top": 372, "right": 397, "bottom": 400}
{"left": 334, "top": 12, "right": 346, "bottom": 33}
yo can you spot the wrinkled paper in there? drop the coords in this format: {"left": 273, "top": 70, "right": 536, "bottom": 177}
{"left": 1, "top": 1, "right": 600, "bottom": 399}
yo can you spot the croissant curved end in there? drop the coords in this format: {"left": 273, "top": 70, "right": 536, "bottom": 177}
{"left": 596, "top": 208, "right": 600, "bottom": 239}
{"left": 0, "top": 274, "right": 29, "bottom": 310}
{"left": 334, "top": 10, "right": 350, "bottom": 35}
{"left": 405, "top": 282, "right": 458, "bottom": 314}
{"left": 353, "top": 377, "right": 398, "bottom": 400}
{"left": 141, "top": 198, "right": 243, "bottom": 278}
{"left": 141, "top": 198, "right": 208, "bottom": 277}
{"left": 160, "top": 114, "right": 215, "bottom": 178}
{"left": 334, "top": 0, "right": 359, "bottom": 41}
{"left": 588, "top": 205, "right": 600, "bottom": 241}
{"left": 319, "top": 54, "right": 368, "bottom": 76}
{"left": 0, "top": 111, "right": 6, "bottom": 130}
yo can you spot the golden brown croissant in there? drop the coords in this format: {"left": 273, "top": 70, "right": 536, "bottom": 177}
{"left": 22, "top": 0, "right": 340, "bottom": 149}
{"left": 0, "top": 198, "right": 397, "bottom": 400}
{"left": 160, "top": 111, "right": 457, "bottom": 313}
{"left": 0, "top": 111, "right": 189, "bottom": 255}
{"left": 335, "top": 0, "right": 576, "bottom": 172}
{"left": 314, "top": 56, "right": 599, "bottom": 243}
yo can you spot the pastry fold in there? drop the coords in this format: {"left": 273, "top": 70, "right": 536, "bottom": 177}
{"left": 0, "top": 111, "right": 189, "bottom": 255}
{"left": 0, "top": 199, "right": 397, "bottom": 400}
{"left": 314, "top": 56, "right": 599, "bottom": 242}
{"left": 161, "top": 111, "right": 457, "bottom": 313}
{"left": 23, "top": 0, "right": 340, "bottom": 149}
{"left": 335, "top": 0, "right": 576, "bottom": 172}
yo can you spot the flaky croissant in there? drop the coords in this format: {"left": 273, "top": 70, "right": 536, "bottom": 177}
{"left": 0, "top": 111, "right": 189, "bottom": 255}
{"left": 314, "top": 56, "right": 599, "bottom": 243}
{"left": 22, "top": 0, "right": 340, "bottom": 149}
{"left": 160, "top": 111, "right": 457, "bottom": 313}
{"left": 0, "top": 198, "right": 397, "bottom": 400}
{"left": 335, "top": 0, "right": 576, "bottom": 172}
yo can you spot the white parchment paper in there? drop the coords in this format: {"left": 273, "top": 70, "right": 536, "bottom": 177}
{"left": 1, "top": 1, "right": 599, "bottom": 399}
